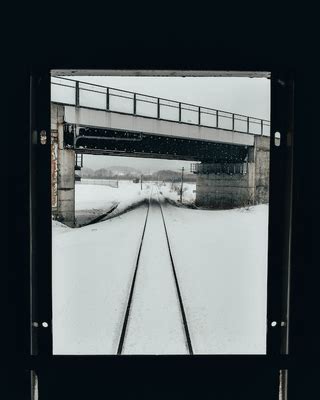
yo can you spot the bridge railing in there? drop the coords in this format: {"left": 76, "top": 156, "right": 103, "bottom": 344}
{"left": 51, "top": 77, "right": 270, "bottom": 136}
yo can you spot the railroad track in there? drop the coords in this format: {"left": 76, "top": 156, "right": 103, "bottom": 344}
{"left": 117, "top": 184, "right": 193, "bottom": 355}
{"left": 116, "top": 188, "right": 152, "bottom": 354}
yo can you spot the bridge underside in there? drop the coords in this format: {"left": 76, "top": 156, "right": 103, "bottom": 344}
{"left": 64, "top": 125, "right": 249, "bottom": 163}
{"left": 51, "top": 104, "right": 269, "bottom": 226}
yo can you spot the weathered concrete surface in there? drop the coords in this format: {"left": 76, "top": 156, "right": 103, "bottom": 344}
{"left": 195, "top": 136, "right": 270, "bottom": 208}
{"left": 253, "top": 136, "right": 270, "bottom": 204}
{"left": 51, "top": 130, "right": 58, "bottom": 210}
{"left": 195, "top": 164, "right": 255, "bottom": 208}
{"left": 57, "top": 149, "right": 75, "bottom": 226}
{"left": 51, "top": 104, "right": 75, "bottom": 226}
{"left": 63, "top": 105, "right": 255, "bottom": 147}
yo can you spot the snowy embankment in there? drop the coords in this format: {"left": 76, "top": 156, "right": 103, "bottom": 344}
{"left": 75, "top": 180, "right": 151, "bottom": 225}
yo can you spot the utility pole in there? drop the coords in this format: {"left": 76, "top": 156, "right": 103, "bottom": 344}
{"left": 180, "top": 167, "right": 184, "bottom": 203}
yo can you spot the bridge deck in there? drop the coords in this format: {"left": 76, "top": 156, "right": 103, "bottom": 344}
{"left": 51, "top": 76, "right": 270, "bottom": 146}
{"left": 51, "top": 77, "right": 270, "bottom": 161}
{"left": 63, "top": 105, "right": 255, "bottom": 147}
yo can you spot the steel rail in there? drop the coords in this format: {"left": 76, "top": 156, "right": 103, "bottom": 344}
{"left": 156, "top": 187, "right": 194, "bottom": 355}
{"left": 116, "top": 186, "right": 193, "bottom": 354}
{"left": 116, "top": 189, "right": 152, "bottom": 355}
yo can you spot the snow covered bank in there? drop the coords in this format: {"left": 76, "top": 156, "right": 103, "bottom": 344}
{"left": 74, "top": 180, "right": 197, "bottom": 226}
{"left": 75, "top": 180, "right": 151, "bottom": 225}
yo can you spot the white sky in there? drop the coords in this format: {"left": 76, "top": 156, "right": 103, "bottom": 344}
{"left": 56, "top": 76, "right": 270, "bottom": 173}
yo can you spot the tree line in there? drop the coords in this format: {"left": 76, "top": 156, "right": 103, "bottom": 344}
{"left": 81, "top": 168, "right": 196, "bottom": 183}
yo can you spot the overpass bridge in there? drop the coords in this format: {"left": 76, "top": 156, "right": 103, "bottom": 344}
{"left": 51, "top": 77, "right": 271, "bottom": 225}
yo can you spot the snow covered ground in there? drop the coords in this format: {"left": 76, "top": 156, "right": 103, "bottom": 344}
{"left": 75, "top": 180, "right": 151, "bottom": 225}
{"left": 53, "top": 180, "right": 268, "bottom": 355}
{"left": 75, "top": 180, "right": 148, "bottom": 211}
{"left": 53, "top": 205, "right": 148, "bottom": 354}
{"left": 158, "top": 181, "right": 196, "bottom": 206}
{"left": 123, "top": 190, "right": 189, "bottom": 355}
{"left": 160, "top": 195, "right": 268, "bottom": 354}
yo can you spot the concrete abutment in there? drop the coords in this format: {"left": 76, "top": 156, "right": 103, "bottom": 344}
{"left": 51, "top": 104, "right": 75, "bottom": 227}
{"left": 195, "top": 136, "right": 270, "bottom": 209}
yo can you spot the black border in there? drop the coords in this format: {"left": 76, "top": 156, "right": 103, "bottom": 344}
{"left": 30, "top": 67, "right": 292, "bottom": 397}
{"left": 7, "top": 40, "right": 317, "bottom": 399}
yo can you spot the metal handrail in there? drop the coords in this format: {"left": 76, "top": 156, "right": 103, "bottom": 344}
{"left": 51, "top": 76, "right": 270, "bottom": 135}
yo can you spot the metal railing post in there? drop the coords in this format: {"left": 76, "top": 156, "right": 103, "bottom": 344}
{"left": 133, "top": 93, "right": 137, "bottom": 114}
{"left": 232, "top": 114, "right": 235, "bottom": 131}
{"left": 247, "top": 116, "right": 250, "bottom": 133}
{"left": 179, "top": 102, "right": 182, "bottom": 122}
{"left": 75, "top": 81, "right": 80, "bottom": 106}
{"left": 216, "top": 110, "right": 219, "bottom": 128}
{"left": 261, "top": 120, "right": 264, "bottom": 135}
{"left": 157, "top": 98, "right": 160, "bottom": 118}
{"left": 106, "top": 87, "right": 110, "bottom": 110}
{"left": 198, "top": 107, "right": 201, "bottom": 125}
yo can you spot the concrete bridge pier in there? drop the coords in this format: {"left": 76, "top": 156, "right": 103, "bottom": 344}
{"left": 51, "top": 104, "right": 75, "bottom": 227}
{"left": 195, "top": 136, "right": 270, "bottom": 209}
{"left": 195, "top": 163, "right": 255, "bottom": 208}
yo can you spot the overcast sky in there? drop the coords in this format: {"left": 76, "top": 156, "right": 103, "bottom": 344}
{"left": 54, "top": 76, "right": 270, "bottom": 173}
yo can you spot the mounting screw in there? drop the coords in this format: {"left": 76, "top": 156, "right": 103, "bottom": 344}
{"left": 40, "top": 130, "right": 47, "bottom": 145}
{"left": 277, "top": 79, "right": 286, "bottom": 87}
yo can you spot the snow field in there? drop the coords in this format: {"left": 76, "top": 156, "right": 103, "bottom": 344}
{"left": 53, "top": 181, "right": 268, "bottom": 354}
{"left": 53, "top": 204, "right": 149, "bottom": 354}
{"left": 75, "top": 180, "right": 152, "bottom": 225}
{"left": 160, "top": 196, "right": 268, "bottom": 354}
{"left": 75, "top": 180, "right": 149, "bottom": 211}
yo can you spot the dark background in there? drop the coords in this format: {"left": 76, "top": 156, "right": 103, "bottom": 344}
{"left": 5, "top": 5, "right": 317, "bottom": 399}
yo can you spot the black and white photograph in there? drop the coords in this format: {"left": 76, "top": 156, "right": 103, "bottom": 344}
{"left": 51, "top": 74, "right": 271, "bottom": 356}
{"left": 5, "top": 9, "right": 317, "bottom": 400}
